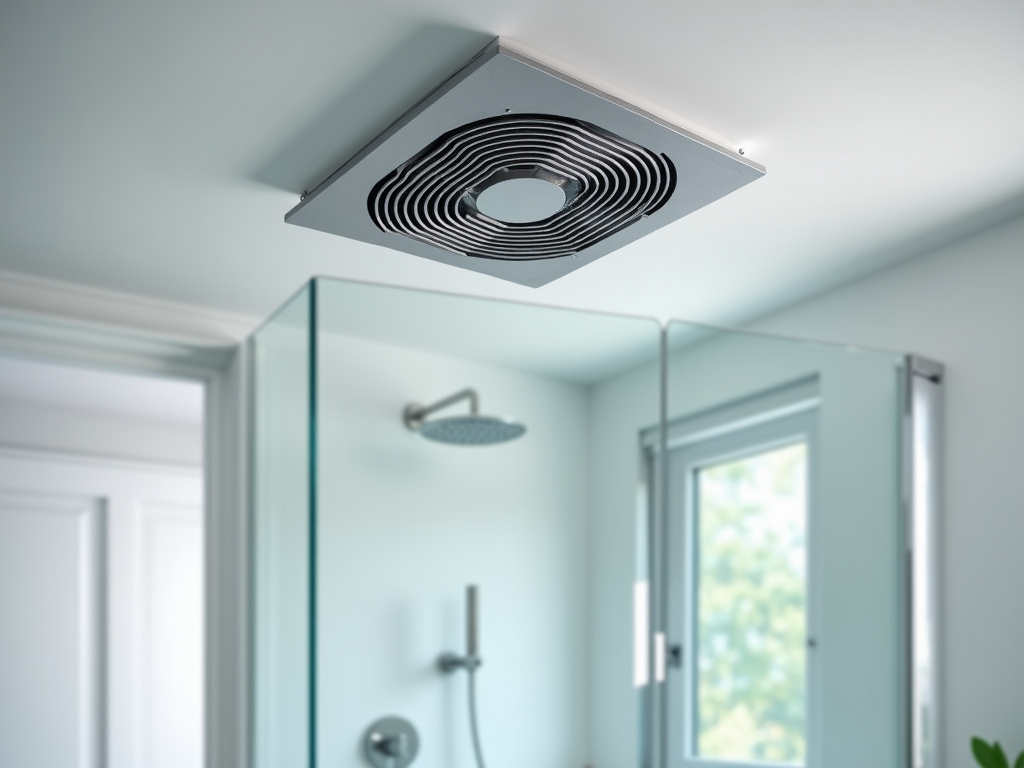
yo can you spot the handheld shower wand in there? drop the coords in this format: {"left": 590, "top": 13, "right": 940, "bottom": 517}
{"left": 439, "top": 585, "right": 481, "bottom": 672}
{"left": 439, "top": 585, "right": 488, "bottom": 768}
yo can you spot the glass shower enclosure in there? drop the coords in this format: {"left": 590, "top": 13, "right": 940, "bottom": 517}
{"left": 251, "top": 277, "right": 941, "bottom": 768}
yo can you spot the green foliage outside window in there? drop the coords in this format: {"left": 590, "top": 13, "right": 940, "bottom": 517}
{"left": 694, "top": 443, "right": 807, "bottom": 765}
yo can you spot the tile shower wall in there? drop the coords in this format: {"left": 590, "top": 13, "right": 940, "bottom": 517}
{"left": 315, "top": 330, "right": 590, "bottom": 768}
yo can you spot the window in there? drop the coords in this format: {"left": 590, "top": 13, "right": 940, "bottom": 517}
{"left": 666, "top": 383, "right": 817, "bottom": 768}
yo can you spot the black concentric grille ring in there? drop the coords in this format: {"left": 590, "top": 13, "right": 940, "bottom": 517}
{"left": 368, "top": 115, "right": 676, "bottom": 261}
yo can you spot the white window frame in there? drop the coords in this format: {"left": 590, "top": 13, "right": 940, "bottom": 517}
{"left": 663, "top": 381, "right": 820, "bottom": 768}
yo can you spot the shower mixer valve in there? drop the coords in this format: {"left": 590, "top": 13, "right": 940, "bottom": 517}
{"left": 363, "top": 717, "right": 419, "bottom": 768}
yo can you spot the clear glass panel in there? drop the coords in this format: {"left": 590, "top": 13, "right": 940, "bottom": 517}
{"left": 665, "top": 320, "right": 908, "bottom": 768}
{"left": 252, "top": 286, "right": 311, "bottom": 768}
{"left": 248, "top": 285, "right": 917, "bottom": 768}
{"left": 312, "top": 278, "right": 661, "bottom": 768}
{"left": 693, "top": 443, "right": 808, "bottom": 764}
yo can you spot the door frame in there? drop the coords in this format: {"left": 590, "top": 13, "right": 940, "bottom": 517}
{"left": 0, "top": 307, "right": 251, "bottom": 768}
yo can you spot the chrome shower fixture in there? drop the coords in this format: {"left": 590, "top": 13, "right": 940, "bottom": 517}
{"left": 285, "top": 37, "right": 765, "bottom": 287}
{"left": 438, "top": 585, "right": 489, "bottom": 768}
{"left": 363, "top": 716, "right": 419, "bottom": 768}
{"left": 403, "top": 388, "right": 526, "bottom": 446}
{"left": 438, "top": 584, "right": 482, "bottom": 673}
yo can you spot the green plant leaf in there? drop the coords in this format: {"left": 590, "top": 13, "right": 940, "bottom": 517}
{"left": 973, "top": 738, "right": 997, "bottom": 768}
{"left": 1014, "top": 750, "right": 1024, "bottom": 768}
{"left": 993, "top": 742, "right": 1011, "bottom": 768}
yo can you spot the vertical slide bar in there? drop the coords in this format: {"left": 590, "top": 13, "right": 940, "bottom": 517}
{"left": 467, "top": 585, "right": 479, "bottom": 658}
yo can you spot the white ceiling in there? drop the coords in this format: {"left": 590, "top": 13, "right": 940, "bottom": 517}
{"left": 1, "top": 1, "right": 1022, "bottom": 326}
{"left": 317, "top": 278, "right": 660, "bottom": 384}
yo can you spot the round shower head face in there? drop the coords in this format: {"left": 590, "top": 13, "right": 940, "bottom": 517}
{"left": 419, "top": 415, "right": 526, "bottom": 446}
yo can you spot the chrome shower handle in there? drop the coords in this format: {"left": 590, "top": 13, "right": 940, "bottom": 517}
{"left": 371, "top": 731, "right": 408, "bottom": 758}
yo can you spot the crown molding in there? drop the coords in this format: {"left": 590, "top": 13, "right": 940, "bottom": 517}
{"left": 0, "top": 268, "right": 260, "bottom": 346}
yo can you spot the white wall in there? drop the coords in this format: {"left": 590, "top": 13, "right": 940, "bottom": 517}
{"left": 0, "top": 399, "right": 202, "bottom": 466}
{"left": 0, "top": 353, "right": 204, "bottom": 466}
{"left": 315, "top": 331, "right": 591, "bottom": 768}
{"left": 752, "top": 211, "right": 1024, "bottom": 765}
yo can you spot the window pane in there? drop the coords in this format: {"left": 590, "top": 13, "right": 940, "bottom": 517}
{"left": 693, "top": 443, "right": 807, "bottom": 765}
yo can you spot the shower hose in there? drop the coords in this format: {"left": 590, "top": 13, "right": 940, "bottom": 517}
{"left": 467, "top": 666, "right": 488, "bottom": 768}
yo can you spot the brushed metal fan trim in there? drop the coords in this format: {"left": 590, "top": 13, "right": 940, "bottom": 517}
{"left": 285, "top": 37, "right": 765, "bottom": 287}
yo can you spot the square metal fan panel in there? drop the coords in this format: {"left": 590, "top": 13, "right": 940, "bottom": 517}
{"left": 285, "top": 38, "right": 765, "bottom": 288}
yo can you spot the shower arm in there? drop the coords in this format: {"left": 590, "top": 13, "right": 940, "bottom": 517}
{"left": 404, "top": 388, "right": 479, "bottom": 430}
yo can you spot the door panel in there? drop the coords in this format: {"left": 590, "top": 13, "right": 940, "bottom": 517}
{"left": 0, "top": 450, "right": 202, "bottom": 768}
{"left": 0, "top": 491, "right": 103, "bottom": 768}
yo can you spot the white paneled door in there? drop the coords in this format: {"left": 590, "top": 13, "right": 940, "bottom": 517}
{"left": 0, "top": 449, "right": 203, "bottom": 768}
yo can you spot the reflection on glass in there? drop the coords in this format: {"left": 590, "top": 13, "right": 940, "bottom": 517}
{"left": 252, "top": 286, "right": 311, "bottom": 768}
{"left": 693, "top": 443, "right": 807, "bottom": 765}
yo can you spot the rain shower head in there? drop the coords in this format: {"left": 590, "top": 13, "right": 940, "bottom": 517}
{"left": 404, "top": 389, "right": 526, "bottom": 446}
{"left": 419, "top": 415, "right": 526, "bottom": 446}
{"left": 285, "top": 38, "right": 765, "bottom": 287}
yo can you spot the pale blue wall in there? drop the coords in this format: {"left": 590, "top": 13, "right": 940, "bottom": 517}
{"left": 754, "top": 211, "right": 1024, "bottom": 766}
{"left": 315, "top": 330, "right": 591, "bottom": 768}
